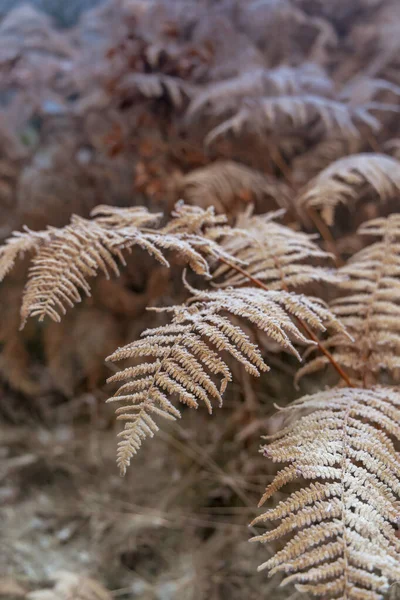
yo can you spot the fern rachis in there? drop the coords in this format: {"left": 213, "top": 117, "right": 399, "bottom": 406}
{"left": 211, "top": 214, "right": 354, "bottom": 388}
{"left": 297, "top": 214, "right": 400, "bottom": 386}
{"left": 211, "top": 208, "right": 339, "bottom": 290}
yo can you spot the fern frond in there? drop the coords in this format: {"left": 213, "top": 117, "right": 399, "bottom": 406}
{"left": 251, "top": 387, "right": 400, "bottom": 599}
{"left": 90, "top": 205, "right": 163, "bottom": 229}
{"left": 297, "top": 153, "right": 400, "bottom": 226}
{"left": 297, "top": 214, "right": 400, "bottom": 386}
{"left": 187, "top": 65, "right": 333, "bottom": 120}
{"left": 205, "top": 96, "right": 380, "bottom": 147}
{"left": 174, "top": 161, "right": 292, "bottom": 214}
{"left": 292, "top": 137, "right": 362, "bottom": 187}
{"left": 107, "top": 287, "right": 344, "bottom": 474}
{"left": 340, "top": 77, "right": 400, "bottom": 105}
{"left": 160, "top": 201, "right": 228, "bottom": 235}
{"left": 0, "top": 228, "right": 51, "bottom": 281}
{"left": 116, "top": 73, "right": 192, "bottom": 109}
{"left": 0, "top": 203, "right": 233, "bottom": 326}
{"left": 212, "top": 209, "right": 338, "bottom": 290}
{"left": 28, "top": 571, "right": 112, "bottom": 600}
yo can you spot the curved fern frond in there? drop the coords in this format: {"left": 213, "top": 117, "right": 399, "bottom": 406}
{"left": 251, "top": 387, "right": 400, "bottom": 599}
{"left": 0, "top": 203, "right": 234, "bottom": 326}
{"left": 107, "top": 287, "right": 344, "bottom": 474}
{"left": 205, "top": 96, "right": 380, "bottom": 147}
{"left": 187, "top": 65, "right": 333, "bottom": 120}
{"left": 212, "top": 209, "right": 339, "bottom": 290}
{"left": 297, "top": 214, "right": 400, "bottom": 386}
{"left": 174, "top": 161, "right": 292, "bottom": 214}
{"left": 90, "top": 205, "right": 163, "bottom": 229}
{"left": 0, "top": 228, "right": 51, "bottom": 281}
{"left": 291, "top": 137, "right": 362, "bottom": 187}
{"left": 297, "top": 153, "right": 400, "bottom": 226}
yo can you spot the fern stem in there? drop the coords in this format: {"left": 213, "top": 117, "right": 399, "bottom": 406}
{"left": 360, "top": 217, "right": 392, "bottom": 388}
{"left": 366, "top": 130, "right": 381, "bottom": 153}
{"left": 339, "top": 405, "right": 351, "bottom": 598}
{"left": 306, "top": 207, "right": 344, "bottom": 267}
{"left": 270, "top": 146, "right": 292, "bottom": 184}
{"left": 216, "top": 256, "right": 354, "bottom": 388}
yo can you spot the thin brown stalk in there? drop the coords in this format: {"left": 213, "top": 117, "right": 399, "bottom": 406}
{"left": 217, "top": 256, "right": 354, "bottom": 388}
{"left": 269, "top": 146, "right": 293, "bottom": 184}
{"left": 366, "top": 131, "right": 381, "bottom": 154}
{"left": 307, "top": 207, "right": 344, "bottom": 267}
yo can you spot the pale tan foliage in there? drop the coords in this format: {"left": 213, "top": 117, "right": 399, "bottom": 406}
{"left": 251, "top": 387, "right": 400, "bottom": 600}
{"left": 0, "top": 228, "right": 51, "bottom": 281}
{"left": 186, "top": 64, "right": 334, "bottom": 120}
{"left": 0, "top": 203, "right": 234, "bottom": 326}
{"left": 173, "top": 161, "right": 292, "bottom": 213}
{"left": 107, "top": 285, "right": 344, "bottom": 474}
{"left": 116, "top": 73, "right": 193, "bottom": 109}
{"left": 297, "top": 153, "right": 400, "bottom": 226}
{"left": 160, "top": 201, "right": 228, "bottom": 236}
{"left": 340, "top": 76, "right": 400, "bottom": 105}
{"left": 28, "top": 571, "right": 111, "bottom": 600}
{"left": 212, "top": 208, "right": 338, "bottom": 290}
{"left": 205, "top": 96, "right": 381, "bottom": 147}
{"left": 291, "top": 137, "right": 363, "bottom": 186}
{"left": 297, "top": 214, "right": 400, "bottom": 386}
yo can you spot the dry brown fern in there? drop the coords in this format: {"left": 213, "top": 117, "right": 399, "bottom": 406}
{"left": 28, "top": 571, "right": 112, "bottom": 600}
{"left": 297, "top": 214, "right": 400, "bottom": 386}
{"left": 173, "top": 161, "right": 292, "bottom": 214}
{"left": 297, "top": 153, "right": 400, "bottom": 227}
{"left": 251, "top": 386, "right": 400, "bottom": 599}
{"left": 158, "top": 201, "right": 228, "bottom": 236}
{"left": 205, "top": 96, "right": 381, "bottom": 147}
{"left": 211, "top": 208, "right": 338, "bottom": 290}
{"left": 339, "top": 76, "right": 400, "bottom": 106}
{"left": 291, "top": 137, "right": 363, "bottom": 186}
{"left": 106, "top": 285, "right": 345, "bottom": 474}
{"left": 0, "top": 228, "right": 52, "bottom": 281}
{"left": 0, "top": 203, "right": 232, "bottom": 326}
{"left": 187, "top": 64, "right": 334, "bottom": 120}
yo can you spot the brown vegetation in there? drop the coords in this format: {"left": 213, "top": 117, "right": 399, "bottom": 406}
{"left": 2, "top": 1, "right": 400, "bottom": 599}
